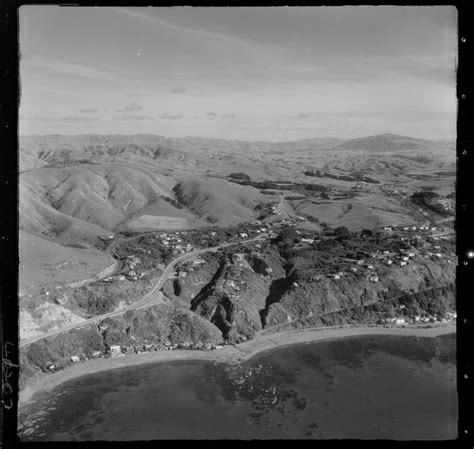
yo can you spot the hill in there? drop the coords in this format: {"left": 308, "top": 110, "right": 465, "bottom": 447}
{"left": 18, "top": 133, "right": 455, "bottom": 242}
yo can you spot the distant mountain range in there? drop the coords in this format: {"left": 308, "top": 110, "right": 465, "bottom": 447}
{"left": 19, "top": 133, "right": 455, "bottom": 245}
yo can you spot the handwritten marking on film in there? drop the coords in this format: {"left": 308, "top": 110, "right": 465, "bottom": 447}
{"left": 2, "top": 342, "right": 19, "bottom": 410}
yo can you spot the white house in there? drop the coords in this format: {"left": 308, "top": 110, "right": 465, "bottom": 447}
{"left": 400, "top": 261, "right": 407, "bottom": 266}
{"left": 70, "top": 355, "right": 80, "bottom": 363}
{"left": 395, "top": 318, "right": 406, "bottom": 325}
{"left": 109, "top": 345, "right": 121, "bottom": 356}
{"left": 386, "top": 259, "right": 393, "bottom": 265}
{"left": 239, "top": 232, "right": 248, "bottom": 238}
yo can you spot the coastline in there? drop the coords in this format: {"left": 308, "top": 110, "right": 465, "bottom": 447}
{"left": 19, "top": 322, "right": 456, "bottom": 405}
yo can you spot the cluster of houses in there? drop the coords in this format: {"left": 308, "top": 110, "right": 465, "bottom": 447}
{"left": 152, "top": 232, "right": 194, "bottom": 255}
{"left": 323, "top": 247, "right": 418, "bottom": 283}
{"left": 385, "top": 311, "right": 457, "bottom": 326}
{"left": 47, "top": 340, "right": 230, "bottom": 371}
{"left": 383, "top": 224, "right": 443, "bottom": 235}
{"left": 125, "top": 255, "right": 146, "bottom": 281}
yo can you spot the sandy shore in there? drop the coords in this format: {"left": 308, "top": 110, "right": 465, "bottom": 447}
{"left": 19, "top": 322, "right": 456, "bottom": 405}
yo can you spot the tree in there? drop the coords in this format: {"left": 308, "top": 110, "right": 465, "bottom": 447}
{"left": 334, "top": 226, "right": 350, "bottom": 236}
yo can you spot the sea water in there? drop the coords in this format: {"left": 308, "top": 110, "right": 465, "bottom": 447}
{"left": 18, "top": 333, "right": 457, "bottom": 440}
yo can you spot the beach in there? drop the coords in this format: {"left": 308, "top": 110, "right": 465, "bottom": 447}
{"left": 19, "top": 322, "right": 456, "bottom": 405}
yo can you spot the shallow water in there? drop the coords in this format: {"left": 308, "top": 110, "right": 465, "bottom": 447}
{"left": 18, "top": 333, "right": 457, "bottom": 440}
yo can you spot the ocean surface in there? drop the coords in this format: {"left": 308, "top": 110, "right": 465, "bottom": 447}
{"left": 18, "top": 333, "right": 457, "bottom": 440}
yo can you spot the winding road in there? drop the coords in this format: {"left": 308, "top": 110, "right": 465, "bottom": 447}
{"left": 19, "top": 234, "right": 267, "bottom": 348}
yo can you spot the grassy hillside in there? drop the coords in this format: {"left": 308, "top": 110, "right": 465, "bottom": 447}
{"left": 173, "top": 177, "right": 272, "bottom": 226}
{"left": 19, "top": 231, "right": 114, "bottom": 296}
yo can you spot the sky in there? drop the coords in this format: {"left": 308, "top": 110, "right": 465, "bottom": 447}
{"left": 19, "top": 6, "right": 457, "bottom": 141}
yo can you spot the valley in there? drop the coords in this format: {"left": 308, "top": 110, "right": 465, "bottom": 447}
{"left": 18, "top": 133, "right": 456, "bottom": 394}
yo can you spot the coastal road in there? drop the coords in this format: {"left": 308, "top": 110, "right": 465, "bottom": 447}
{"left": 19, "top": 234, "right": 267, "bottom": 348}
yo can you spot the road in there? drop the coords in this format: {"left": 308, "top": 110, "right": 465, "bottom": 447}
{"left": 19, "top": 235, "right": 267, "bottom": 347}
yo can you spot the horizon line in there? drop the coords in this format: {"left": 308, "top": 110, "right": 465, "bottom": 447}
{"left": 19, "top": 131, "right": 456, "bottom": 145}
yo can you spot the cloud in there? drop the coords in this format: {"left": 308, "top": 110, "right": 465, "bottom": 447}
{"left": 221, "top": 114, "right": 235, "bottom": 119}
{"left": 79, "top": 108, "right": 98, "bottom": 113}
{"left": 170, "top": 87, "right": 187, "bottom": 94}
{"left": 20, "top": 114, "right": 96, "bottom": 123}
{"left": 116, "top": 102, "right": 144, "bottom": 112}
{"left": 60, "top": 116, "right": 97, "bottom": 122}
{"left": 159, "top": 113, "right": 185, "bottom": 120}
{"left": 114, "top": 114, "right": 154, "bottom": 120}
{"left": 205, "top": 111, "right": 218, "bottom": 117}
{"left": 22, "top": 56, "right": 122, "bottom": 82}
{"left": 296, "top": 113, "right": 312, "bottom": 119}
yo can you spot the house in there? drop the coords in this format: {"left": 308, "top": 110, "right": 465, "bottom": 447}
{"left": 412, "top": 226, "right": 417, "bottom": 231}
{"left": 334, "top": 275, "right": 340, "bottom": 280}
{"left": 369, "top": 276, "right": 379, "bottom": 282}
{"left": 70, "top": 355, "right": 80, "bottom": 363}
{"left": 47, "top": 364, "right": 56, "bottom": 371}
{"left": 383, "top": 251, "right": 390, "bottom": 255}
{"left": 357, "top": 260, "right": 364, "bottom": 265}
{"left": 414, "top": 316, "right": 421, "bottom": 322}
{"left": 233, "top": 253, "right": 245, "bottom": 263}
{"left": 400, "top": 261, "right": 407, "bottom": 266}
{"left": 265, "top": 267, "right": 273, "bottom": 274}
{"left": 91, "top": 351, "right": 102, "bottom": 358}
{"left": 383, "top": 227, "right": 392, "bottom": 232}
{"left": 292, "top": 282, "right": 299, "bottom": 287}
{"left": 367, "top": 265, "right": 374, "bottom": 269}
{"left": 395, "top": 318, "right": 406, "bottom": 325}
{"left": 193, "top": 258, "right": 205, "bottom": 265}
{"left": 386, "top": 259, "right": 393, "bottom": 265}
{"left": 402, "top": 256, "right": 409, "bottom": 261}
{"left": 435, "top": 253, "right": 442, "bottom": 258}
{"left": 350, "top": 267, "right": 358, "bottom": 272}
{"left": 179, "top": 271, "right": 187, "bottom": 278}
{"left": 239, "top": 232, "right": 248, "bottom": 238}
{"left": 109, "top": 345, "right": 121, "bottom": 356}
{"left": 408, "top": 253, "right": 415, "bottom": 257}
{"left": 301, "top": 238, "right": 314, "bottom": 244}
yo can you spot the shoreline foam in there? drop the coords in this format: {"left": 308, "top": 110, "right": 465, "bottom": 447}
{"left": 19, "top": 322, "right": 456, "bottom": 405}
